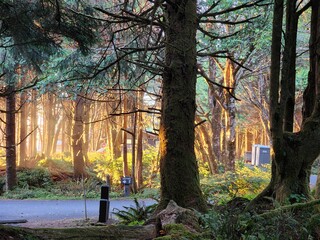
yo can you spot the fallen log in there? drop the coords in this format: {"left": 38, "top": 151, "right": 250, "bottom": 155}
{"left": 0, "top": 224, "right": 157, "bottom": 240}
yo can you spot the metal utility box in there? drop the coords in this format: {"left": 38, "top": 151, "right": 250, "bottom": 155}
{"left": 251, "top": 144, "right": 270, "bottom": 166}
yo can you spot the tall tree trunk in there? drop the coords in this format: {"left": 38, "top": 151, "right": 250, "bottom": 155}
{"left": 131, "top": 110, "right": 137, "bottom": 193}
{"left": 43, "top": 93, "right": 56, "bottom": 157}
{"left": 254, "top": 0, "right": 320, "bottom": 203}
{"left": 122, "top": 95, "right": 129, "bottom": 176}
{"left": 83, "top": 101, "right": 90, "bottom": 164}
{"left": 208, "top": 58, "right": 223, "bottom": 166}
{"left": 196, "top": 117, "right": 218, "bottom": 174}
{"left": 5, "top": 85, "right": 16, "bottom": 190}
{"left": 19, "top": 91, "right": 28, "bottom": 167}
{"left": 72, "top": 95, "right": 86, "bottom": 179}
{"left": 198, "top": 124, "right": 218, "bottom": 174}
{"left": 51, "top": 116, "right": 63, "bottom": 154}
{"left": 30, "top": 89, "right": 37, "bottom": 159}
{"left": 61, "top": 113, "right": 66, "bottom": 153}
{"left": 65, "top": 102, "right": 73, "bottom": 154}
{"left": 224, "top": 59, "right": 236, "bottom": 171}
{"left": 158, "top": 0, "right": 207, "bottom": 211}
{"left": 282, "top": 0, "right": 298, "bottom": 132}
{"left": 136, "top": 91, "right": 144, "bottom": 189}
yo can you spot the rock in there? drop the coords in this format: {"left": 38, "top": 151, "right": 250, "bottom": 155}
{"left": 157, "top": 200, "right": 201, "bottom": 233}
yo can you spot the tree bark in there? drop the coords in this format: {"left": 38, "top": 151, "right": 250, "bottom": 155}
{"left": 136, "top": 90, "right": 144, "bottom": 189}
{"left": 5, "top": 85, "right": 16, "bottom": 190}
{"left": 282, "top": 0, "right": 298, "bottom": 132}
{"left": 30, "top": 89, "right": 37, "bottom": 159}
{"left": 43, "top": 92, "right": 56, "bottom": 157}
{"left": 72, "top": 95, "right": 86, "bottom": 179}
{"left": 122, "top": 95, "right": 129, "bottom": 176}
{"left": 254, "top": 0, "right": 320, "bottom": 203}
{"left": 19, "top": 90, "right": 28, "bottom": 167}
{"left": 303, "top": 0, "right": 319, "bottom": 120}
{"left": 131, "top": 110, "right": 137, "bottom": 193}
{"left": 158, "top": 0, "right": 207, "bottom": 212}
{"left": 196, "top": 118, "right": 218, "bottom": 174}
{"left": 208, "top": 58, "right": 223, "bottom": 167}
{"left": 83, "top": 101, "right": 90, "bottom": 164}
{"left": 224, "top": 60, "right": 236, "bottom": 171}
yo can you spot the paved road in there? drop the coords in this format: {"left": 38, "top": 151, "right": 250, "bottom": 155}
{"left": 310, "top": 174, "right": 317, "bottom": 188}
{"left": 0, "top": 199, "right": 156, "bottom": 223}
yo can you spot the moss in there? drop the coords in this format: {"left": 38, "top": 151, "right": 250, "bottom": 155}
{"left": 154, "top": 224, "right": 211, "bottom": 240}
{"left": 307, "top": 213, "right": 320, "bottom": 237}
{"left": 0, "top": 225, "right": 41, "bottom": 240}
{"left": 0, "top": 224, "right": 156, "bottom": 240}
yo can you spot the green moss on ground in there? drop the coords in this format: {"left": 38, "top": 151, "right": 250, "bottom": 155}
{"left": 155, "top": 224, "right": 211, "bottom": 240}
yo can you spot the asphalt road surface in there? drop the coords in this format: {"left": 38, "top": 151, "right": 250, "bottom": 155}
{"left": 0, "top": 198, "right": 156, "bottom": 223}
{"left": 0, "top": 175, "right": 317, "bottom": 224}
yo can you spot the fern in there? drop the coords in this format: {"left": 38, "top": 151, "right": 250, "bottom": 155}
{"left": 113, "top": 198, "right": 157, "bottom": 225}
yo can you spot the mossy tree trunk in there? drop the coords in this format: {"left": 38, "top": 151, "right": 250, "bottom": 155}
{"left": 159, "top": 0, "right": 207, "bottom": 212}
{"left": 256, "top": 0, "right": 320, "bottom": 203}
{"left": 0, "top": 224, "right": 156, "bottom": 240}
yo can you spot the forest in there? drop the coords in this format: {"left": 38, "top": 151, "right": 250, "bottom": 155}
{"left": 0, "top": 0, "right": 320, "bottom": 239}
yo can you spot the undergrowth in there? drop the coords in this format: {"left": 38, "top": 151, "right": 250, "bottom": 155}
{"left": 201, "top": 162, "right": 270, "bottom": 204}
{"left": 200, "top": 197, "right": 320, "bottom": 240}
{"left": 112, "top": 197, "right": 157, "bottom": 225}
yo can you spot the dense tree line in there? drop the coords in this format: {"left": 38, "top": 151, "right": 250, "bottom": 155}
{"left": 0, "top": 0, "right": 319, "bottom": 212}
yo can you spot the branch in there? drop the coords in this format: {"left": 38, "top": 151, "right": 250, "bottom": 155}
{"left": 297, "top": 1, "right": 311, "bottom": 16}
{"left": 197, "top": 27, "right": 241, "bottom": 41}
{"left": 94, "top": 7, "right": 164, "bottom": 27}
{"left": 195, "top": 119, "right": 206, "bottom": 128}
{"left": 121, "top": 128, "right": 134, "bottom": 136}
{"left": 199, "top": 15, "right": 261, "bottom": 25}
{"left": 0, "top": 126, "right": 38, "bottom": 149}
{"left": 197, "top": 64, "right": 241, "bottom": 102}
{"left": 146, "top": 130, "right": 159, "bottom": 136}
{"left": 257, "top": 199, "right": 320, "bottom": 219}
{"left": 110, "top": 109, "right": 161, "bottom": 116}
{"left": 200, "top": 0, "right": 268, "bottom": 18}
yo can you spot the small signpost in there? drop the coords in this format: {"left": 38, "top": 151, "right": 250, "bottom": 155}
{"left": 121, "top": 176, "right": 132, "bottom": 197}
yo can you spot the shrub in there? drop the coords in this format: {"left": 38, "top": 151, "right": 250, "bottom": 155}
{"left": 17, "top": 168, "right": 53, "bottom": 189}
{"left": 0, "top": 175, "right": 5, "bottom": 195}
{"left": 200, "top": 200, "right": 318, "bottom": 240}
{"left": 94, "top": 147, "right": 160, "bottom": 189}
{"left": 201, "top": 163, "right": 270, "bottom": 204}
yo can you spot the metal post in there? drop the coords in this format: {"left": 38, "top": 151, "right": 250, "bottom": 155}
{"left": 121, "top": 176, "right": 132, "bottom": 197}
{"left": 124, "top": 184, "right": 130, "bottom": 197}
{"left": 98, "top": 185, "right": 110, "bottom": 222}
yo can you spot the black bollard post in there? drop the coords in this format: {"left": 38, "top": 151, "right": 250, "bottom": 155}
{"left": 98, "top": 185, "right": 110, "bottom": 222}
